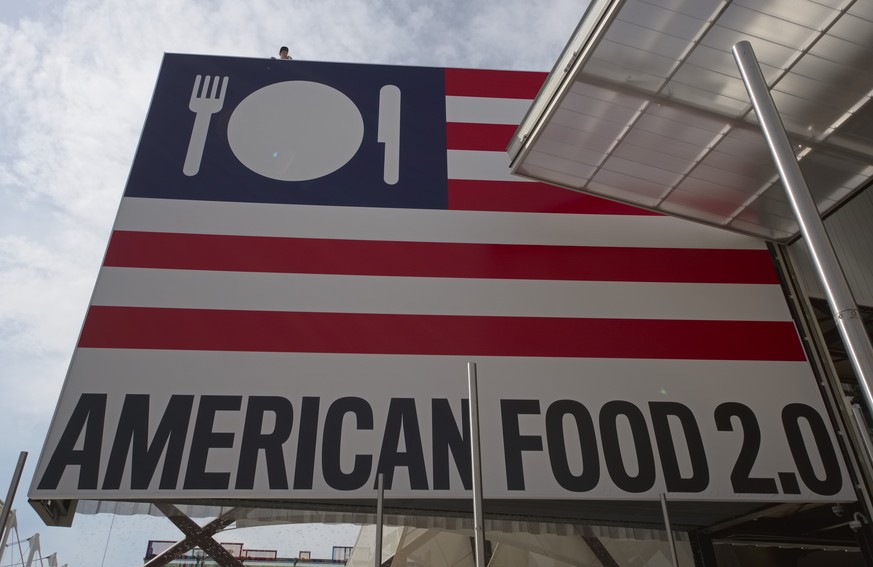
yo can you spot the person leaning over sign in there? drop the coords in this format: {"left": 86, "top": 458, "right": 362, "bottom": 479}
{"left": 273, "top": 46, "right": 292, "bottom": 60}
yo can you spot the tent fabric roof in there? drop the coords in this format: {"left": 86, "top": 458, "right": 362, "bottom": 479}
{"left": 509, "top": 0, "right": 873, "bottom": 243}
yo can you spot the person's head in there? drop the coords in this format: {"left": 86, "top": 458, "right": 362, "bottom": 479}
{"left": 279, "top": 46, "right": 290, "bottom": 59}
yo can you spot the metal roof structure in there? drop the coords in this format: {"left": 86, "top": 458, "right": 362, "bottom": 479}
{"left": 508, "top": 0, "right": 873, "bottom": 243}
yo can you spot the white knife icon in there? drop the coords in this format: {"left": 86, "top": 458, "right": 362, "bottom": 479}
{"left": 378, "top": 85, "right": 401, "bottom": 185}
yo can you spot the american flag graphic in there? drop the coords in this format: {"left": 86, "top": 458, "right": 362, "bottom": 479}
{"left": 32, "top": 56, "right": 850, "bottom": 504}
{"left": 78, "top": 67, "right": 802, "bottom": 360}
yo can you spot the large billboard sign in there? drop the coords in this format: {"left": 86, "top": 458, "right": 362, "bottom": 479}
{"left": 30, "top": 55, "right": 854, "bottom": 510}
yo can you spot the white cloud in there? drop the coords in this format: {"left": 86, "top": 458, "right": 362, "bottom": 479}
{"left": 0, "top": 0, "right": 587, "bottom": 564}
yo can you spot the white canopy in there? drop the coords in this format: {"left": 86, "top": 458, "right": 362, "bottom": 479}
{"left": 509, "top": 0, "right": 873, "bottom": 243}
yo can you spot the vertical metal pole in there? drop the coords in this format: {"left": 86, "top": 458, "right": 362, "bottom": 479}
{"left": 467, "top": 362, "right": 486, "bottom": 567}
{"left": 0, "top": 509, "right": 14, "bottom": 564}
{"left": 660, "top": 493, "right": 680, "bottom": 567}
{"left": 375, "top": 473, "right": 384, "bottom": 567}
{"left": 854, "top": 405, "right": 873, "bottom": 464}
{"left": 733, "top": 40, "right": 873, "bottom": 434}
{"left": 0, "top": 452, "right": 27, "bottom": 548}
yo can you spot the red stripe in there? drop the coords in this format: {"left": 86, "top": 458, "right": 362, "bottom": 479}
{"left": 79, "top": 307, "right": 805, "bottom": 361}
{"left": 448, "top": 179, "right": 659, "bottom": 215}
{"left": 446, "top": 122, "right": 517, "bottom": 151}
{"left": 445, "top": 68, "right": 546, "bottom": 99}
{"left": 104, "top": 231, "right": 779, "bottom": 284}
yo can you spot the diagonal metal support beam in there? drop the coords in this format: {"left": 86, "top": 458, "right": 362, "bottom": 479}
{"left": 144, "top": 504, "right": 246, "bottom": 567}
{"left": 733, "top": 39, "right": 873, "bottom": 457}
{"left": 581, "top": 536, "right": 620, "bottom": 567}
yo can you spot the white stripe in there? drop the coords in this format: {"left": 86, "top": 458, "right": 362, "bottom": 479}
{"left": 92, "top": 268, "right": 792, "bottom": 321}
{"left": 448, "top": 149, "right": 521, "bottom": 182}
{"left": 114, "top": 197, "right": 767, "bottom": 249}
{"left": 445, "top": 95, "right": 530, "bottom": 125}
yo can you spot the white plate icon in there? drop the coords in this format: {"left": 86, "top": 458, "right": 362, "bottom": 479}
{"left": 227, "top": 81, "right": 364, "bottom": 182}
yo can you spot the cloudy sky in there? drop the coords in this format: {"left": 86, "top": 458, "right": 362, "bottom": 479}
{"left": 0, "top": 0, "right": 587, "bottom": 565}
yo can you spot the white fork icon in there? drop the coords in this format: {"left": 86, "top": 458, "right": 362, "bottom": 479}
{"left": 183, "top": 75, "right": 228, "bottom": 176}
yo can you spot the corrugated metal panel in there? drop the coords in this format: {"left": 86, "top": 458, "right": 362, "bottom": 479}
{"left": 790, "top": 187, "right": 873, "bottom": 307}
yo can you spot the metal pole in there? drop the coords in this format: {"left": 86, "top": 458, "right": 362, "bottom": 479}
{"left": 375, "top": 473, "right": 384, "bottom": 567}
{"left": 660, "top": 493, "right": 680, "bottom": 567}
{"left": 467, "top": 362, "right": 486, "bottom": 567}
{"left": 0, "top": 452, "right": 27, "bottom": 547}
{"left": 853, "top": 405, "right": 873, "bottom": 465}
{"left": 733, "top": 40, "right": 873, "bottom": 433}
{"left": 0, "top": 509, "right": 15, "bottom": 564}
